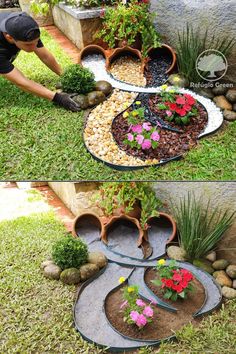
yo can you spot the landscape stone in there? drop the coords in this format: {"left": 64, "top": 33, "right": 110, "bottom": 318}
{"left": 213, "top": 96, "right": 232, "bottom": 111}
{"left": 88, "top": 251, "right": 107, "bottom": 269}
{"left": 41, "top": 260, "right": 55, "bottom": 270}
{"left": 167, "top": 246, "right": 187, "bottom": 261}
{"left": 212, "top": 85, "right": 228, "bottom": 96}
{"left": 226, "top": 89, "right": 236, "bottom": 103}
{"left": 60, "top": 268, "right": 81, "bottom": 284}
{"left": 226, "top": 265, "right": 236, "bottom": 279}
{"left": 80, "top": 263, "right": 99, "bottom": 281}
{"left": 193, "top": 259, "right": 214, "bottom": 274}
{"left": 205, "top": 251, "right": 216, "bottom": 262}
{"left": 215, "top": 271, "right": 232, "bottom": 288}
{"left": 43, "top": 264, "right": 62, "bottom": 280}
{"left": 233, "top": 280, "right": 236, "bottom": 289}
{"left": 212, "top": 259, "right": 230, "bottom": 270}
{"left": 213, "top": 270, "right": 222, "bottom": 278}
{"left": 223, "top": 110, "right": 236, "bottom": 122}
{"left": 222, "top": 286, "right": 236, "bottom": 299}
{"left": 168, "top": 74, "right": 189, "bottom": 88}
{"left": 195, "top": 88, "right": 214, "bottom": 100}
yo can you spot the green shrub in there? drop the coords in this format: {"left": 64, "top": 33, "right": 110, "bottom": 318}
{"left": 61, "top": 64, "right": 96, "bottom": 94}
{"left": 52, "top": 235, "right": 88, "bottom": 270}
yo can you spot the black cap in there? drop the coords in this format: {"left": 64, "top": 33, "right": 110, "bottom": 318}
{"left": 0, "top": 12, "right": 40, "bottom": 41}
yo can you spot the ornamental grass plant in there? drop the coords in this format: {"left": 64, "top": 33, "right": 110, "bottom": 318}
{"left": 172, "top": 193, "right": 236, "bottom": 261}
{"left": 176, "top": 24, "right": 235, "bottom": 83}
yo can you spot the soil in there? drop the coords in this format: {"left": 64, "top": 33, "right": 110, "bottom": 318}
{"left": 112, "top": 94, "right": 208, "bottom": 161}
{"left": 144, "top": 54, "right": 172, "bottom": 87}
{"left": 105, "top": 268, "right": 205, "bottom": 341}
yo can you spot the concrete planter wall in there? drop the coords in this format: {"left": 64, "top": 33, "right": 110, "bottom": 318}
{"left": 52, "top": 3, "right": 103, "bottom": 50}
{"left": 150, "top": 0, "right": 236, "bottom": 84}
{"left": 18, "top": 0, "right": 54, "bottom": 26}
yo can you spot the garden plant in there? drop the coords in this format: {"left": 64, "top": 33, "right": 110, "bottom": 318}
{"left": 152, "top": 259, "right": 194, "bottom": 301}
{"left": 172, "top": 193, "right": 236, "bottom": 261}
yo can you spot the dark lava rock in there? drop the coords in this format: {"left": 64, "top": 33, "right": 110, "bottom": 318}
{"left": 145, "top": 54, "right": 172, "bottom": 87}
{"left": 87, "top": 91, "right": 106, "bottom": 107}
{"left": 95, "top": 81, "right": 113, "bottom": 96}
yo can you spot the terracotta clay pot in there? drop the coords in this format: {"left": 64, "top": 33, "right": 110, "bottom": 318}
{"left": 117, "top": 33, "right": 142, "bottom": 51}
{"left": 146, "top": 44, "right": 177, "bottom": 74}
{"left": 78, "top": 44, "right": 109, "bottom": 65}
{"left": 72, "top": 212, "right": 105, "bottom": 238}
{"left": 106, "top": 46, "right": 144, "bottom": 73}
{"left": 100, "top": 214, "right": 144, "bottom": 247}
{"left": 143, "top": 212, "right": 177, "bottom": 242}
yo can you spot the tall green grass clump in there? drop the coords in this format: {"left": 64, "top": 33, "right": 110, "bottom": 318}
{"left": 176, "top": 24, "right": 235, "bottom": 83}
{"left": 172, "top": 192, "right": 235, "bottom": 260}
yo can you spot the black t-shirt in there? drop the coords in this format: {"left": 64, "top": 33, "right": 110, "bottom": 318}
{"left": 0, "top": 12, "right": 43, "bottom": 74}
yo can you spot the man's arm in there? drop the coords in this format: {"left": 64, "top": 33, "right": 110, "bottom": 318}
{"left": 1, "top": 67, "right": 81, "bottom": 111}
{"left": 34, "top": 46, "right": 62, "bottom": 76}
{"left": 1, "top": 67, "right": 55, "bottom": 100}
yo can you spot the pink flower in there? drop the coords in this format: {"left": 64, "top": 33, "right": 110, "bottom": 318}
{"left": 127, "top": 133, "right": 134, "bottom": 142}
{"left": 136, "top": 299, "right": 146, "bottom": 307}
{"left": 120, "top": 300, "right": 128, "bottom": 309}
{"left": 141, "top": 139, "right": 152, "bottom": 150}
{"left": 136, "top": 134, "right": 144, "bottom": 145}
{"left": 150, "top": 131, "right": 160, "bottom": 141}
{"left": 143, "top": 306, "right": 153, "bottom": 318}
{"left": 130, "top": 310, "right": 139, "bottom": 322}
{"left": 131, "top": 124, "right": 143, "bottom": 134}
{"left": 136, "top": 314, "right": 147, "bottom": 328}
{"left": 166, "top": 110, "right": 173, "bottom": 117}
{"left": 150, "top": 299, "right": 157, "bottom": 305}
{"left": 142, "top": 122, "right": 152, "bottom": 131}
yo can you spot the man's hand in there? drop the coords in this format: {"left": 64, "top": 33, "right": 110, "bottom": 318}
{"left": 52, "top": 92, "right": 81, "bottom": 112}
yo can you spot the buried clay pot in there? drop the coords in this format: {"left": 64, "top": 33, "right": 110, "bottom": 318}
{"left": 146, "top": 44, "right": 177, "bottom": 75}
{"left": 106, "top": 46, "right": 144, "bottom": 73}
{"left": 100, "top": 214, "right": 145, "bottom": 247}
{"left": 78, "top": 44, "right": 108, "bottom": 65}
{"left": 72, "top": 212, "right": 105, "bottom": 239}
{"left": 143, "top": 212, "right": 177, "bottom": 244}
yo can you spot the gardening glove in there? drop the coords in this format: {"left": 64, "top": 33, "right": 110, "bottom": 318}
{"left": 52, "top": 92, "right": 81, "bottom": 112}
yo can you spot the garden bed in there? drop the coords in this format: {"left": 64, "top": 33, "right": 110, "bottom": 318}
{"left": 112, "top": 96, "right": 208, "bottom": 161}
{"left": 105, "top": 276, "right": 204, "bottom": 342}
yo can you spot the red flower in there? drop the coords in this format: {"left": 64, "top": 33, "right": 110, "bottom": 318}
{"left": 172, "top": 272, "right": 183, "bottom": 282}
{"left": 162, "top": 279, "right": 174, "bottom": 288}
{"left": 176, "top": 96, "right": 186, "bottom": 105}
{"left": 181, "top": 280, "right": 189, "bottom": 289}
{"left": 184, "top": 94, "right": 196, "bottom": 105}
{"left": 183, "top": 104, "right": 192, "bottom": 112}
{"left": 172, "top": 284, "right": 183, "bottom": 293}
{"left": 178, "top": 108, "right": 187, "bottom": 116}
{"left": 169, "top": 103, "right": 177, "bottom": 111}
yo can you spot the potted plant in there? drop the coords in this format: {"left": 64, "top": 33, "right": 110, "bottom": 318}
{"left": 94, "top": 182, "right": 162, "bottom": 231}
{"left": 95, "top": 0, "right": 161, "bottom": 57}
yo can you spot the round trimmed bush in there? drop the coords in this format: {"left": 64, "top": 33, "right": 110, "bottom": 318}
{"left": 52, "top": 236, "right": 88, "bottom": 270}
{"left": 61, "top": 64, "right": 96, "bottom": 94}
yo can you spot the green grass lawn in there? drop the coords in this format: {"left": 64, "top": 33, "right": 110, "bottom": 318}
{"left": 0, "top": 209, "right": 236, "bottom": 353}
{"left": 0, "top": 29, "right": 235, "bottom": 180}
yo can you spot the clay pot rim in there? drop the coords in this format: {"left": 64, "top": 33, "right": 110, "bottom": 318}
{"left": 78, "top": 44, "right": 108, "bottom": 65}
{"left": 106, "top": 45, "right": 144, "bottom": 73}
{"left": 72, "top": 211, "right": 104, "bottom": 237}
{"left": 146, "top": 43, "right": 177, "bottom": 74}
{"left": 146, "top": 212, "right": 177, "bottom": 243}
{"left": 101, "top": 214, "right": 144, "bottom": 247}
